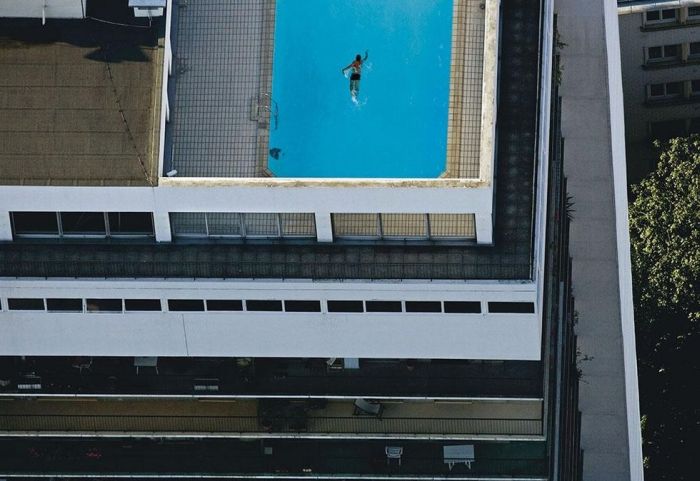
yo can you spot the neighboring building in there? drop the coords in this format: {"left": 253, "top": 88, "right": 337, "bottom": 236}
{"left": 618, "top": 0, "right": 700, "bottom": 184}
{"left": 0, "top": 0, "right": 639, "bottom": 478}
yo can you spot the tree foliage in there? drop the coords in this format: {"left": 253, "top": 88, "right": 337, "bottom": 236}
{"left": 628, "top": 136, "right": 700, "bottom": 480}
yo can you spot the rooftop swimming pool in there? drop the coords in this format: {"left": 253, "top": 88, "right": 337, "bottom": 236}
{"left": 268, "top": 0, "right": 454, "bottom": 179}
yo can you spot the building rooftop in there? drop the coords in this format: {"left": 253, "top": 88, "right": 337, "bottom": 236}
{"left": 0, "top": 0, "right": 541, "bottom": 281}
{"left": 0, "top": 3, "right": 164, "bottom": 186}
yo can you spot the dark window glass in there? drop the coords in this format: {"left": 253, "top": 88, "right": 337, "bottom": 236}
{"left": 666, "top": 81, "right": 683, "bottom": 96}
{"left": 691, "top": 80, "right": 700, "bottom": 93}
{"left": 664, "top": 44, "right": 679, "bottom": 58}
{"left": 647, "top": 46, "right": 662, "bottom": 59}
{"left": 60, "top": 212, "right": 105, "bottom": 235}
{"left": 444, "top": 301, "right": 482, "bottom": 313}
{"left": 405, "top": 301, "right": 442, "bottom": 313}
{"left": 86, "top": 299, "right": 122, "bottom": 312}
{"left": 125, "top": 299, "right": 161, "bottom": 311}
{"left": 488, "top": 302, "right": 535, "bottom": 314}
{"left": 645, "top": 10, "right": 660, "bottom": 21}
{"left": 246, "top": 300, "right": 283, "bottom": 311}
{"left": 284, "top": 300, "right": 322, "bottom": 312}
{"left": 206, "top": 300, "right": 243, "bottom": 311}
{"left": 107, "top": 212, "right": 154, "bottom": 236}
{"left": 168, "top": 299, "right": 205, "bottom": 311}
{"left": 689, "top": 117, "right": 700, "bottom": 134}
{"left": 8, "top": 298, "right": 45, "bottom": 310}
{"left": 649, "top": 83, "right": 665, "bottom": 97}
{"left": 11, "top": 212, "right": 58, "bottom": 235}
{"left": 650, "top": 119, "right": 687, "bottom": 140}
{"left": 46, "top": 298, "right": 83, "bottom": 312}
{"left": 365, "top": 301, "right": 402, "bottom": 312}
{"left": 327, "top": 300, "right": 364, "bottom": 313}
{"left": 689, "top": 6, "right": 700, "bottom": 17}
{"left": 661, "top": 9, "right": 676, "bottom": 19}
{"left": 690, "top": 42, "right": 700, "bottom": 56}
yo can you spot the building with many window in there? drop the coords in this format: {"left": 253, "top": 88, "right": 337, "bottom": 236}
{"left": 619, "top": 0, "right": 700, "bottom": 183}
{"left": 0, "top": 0, "right": 640, "bottom": 479}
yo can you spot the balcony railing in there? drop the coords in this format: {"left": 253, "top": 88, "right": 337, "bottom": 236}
{"left": 0, "top": 414, "right": 543, "bottom": 436}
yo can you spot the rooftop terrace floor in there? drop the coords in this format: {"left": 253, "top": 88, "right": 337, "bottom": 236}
{"left": 0, "top": 3, "right": 164, "bottom": 186}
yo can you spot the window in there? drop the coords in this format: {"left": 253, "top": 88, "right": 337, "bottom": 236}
{"left": 332, "top": 214, "right": 380, "bottom": 238}
{"left": 60, "top": 212, "right": 106, "bottom": 236}
{"left": 689, "top": 117, "right": 700, "bottom": 134}
{"left": 644, "top": 9, "right": 677, "bottom": 24}
{"left": 125, "top": 299, "right": 162, "bottom": 311}
{"left": 444, "top": 301, "right": 482, "bottom": 314}
{"left": 46, "top": 298, "right": 83, "bottom": 312}
{"left": 380, "top": 214, "right": 428, "bottom": 239}
{"left": 327, "top": 300, "right": 364, "bottom": 313}
{"left": 284, "top": 300, "right": 322, "bottom": 312}
{"left": 11, "top": 212, "right": 59, "bottom": 236}
{"left": 691, "top": 80, "right": 700, "bottom": 96}
{"left": 405, "top": 301, "right": 442, "bottom": 313}
{"left": 107, "top": 212, "right": 154, "bottom": 236}
{"left": 170, "top": 212, "right": 316, "bottom": 239}
{"left": 688, "top": 6, "right": 700, "bottom": 19}
{"left": 690, "top": 42, "right": 700, "bottom": 58}
{"left": 648, "top": 81, "right": 683, "bottom": 100}
{"left": 8, "top": 298, "right": 45, "bottom": 310}
{"left": 646, "top": 44, "right": 680, "bottom": 63}
{"left": 332, "top": 213, "right": 476, "bottom": 240}
{"left": 11, "top": 212, "right": 153, "bottom": 238}
{"left": 168, "top": 299, "right": 205, "bottom": 311}
{"left": 86, "top": 299, "right": 122, "bottom": 312}
{"left": 280, "top": 213, "right": 316, "bottom": 237}
{"left": 488, "top": 302, "right": 535, "bottom": 314}
{"left": 246, "top": 300, "right": 283, "bottom": 311}
{"left": 244, "top": 213, "right": 280, "bottom": 237}
{"left": 365, "top": 301, "right": 402, "bottom": 312}
{"left": 206, "top": 299, "right": 243, "bottom": 311}
{"left": 428, "top": 214, "right": 476, "bottom": 239}
{"left": 649, "top": 119, "right": 687, "bottom": 141}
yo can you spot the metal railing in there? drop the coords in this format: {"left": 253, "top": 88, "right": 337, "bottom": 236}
{"left": 0, "top": 414, "right": 542, "bottom": 436}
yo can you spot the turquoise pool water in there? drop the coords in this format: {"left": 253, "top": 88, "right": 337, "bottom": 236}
{"left": 268, "top": 0, "right": 453, "bottom": 178}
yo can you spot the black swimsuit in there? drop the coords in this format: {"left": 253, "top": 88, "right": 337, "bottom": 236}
{"left": 350, "top": 72, "right": 360, "bottom": 80}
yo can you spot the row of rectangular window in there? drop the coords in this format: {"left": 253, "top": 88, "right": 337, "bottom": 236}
{"left": 647, "top": 79, "right": 700, "bottom": 101}
{"left": 644, "top": 7, "right": 700, "bottom": 26}
{"left": 11, "top": 212, "right": 154, "bottom": 238}
{"left": 645, "top": 42, "right": 700, "bottom": 65}
{"left": 5, "top": 298, "right": 534, "bottom": 315}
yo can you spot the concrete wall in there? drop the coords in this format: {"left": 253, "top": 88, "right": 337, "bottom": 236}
{"left": 0, "top": 279, "right": 540, "bottom": 360}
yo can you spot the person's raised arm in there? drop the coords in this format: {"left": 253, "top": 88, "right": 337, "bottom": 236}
{"left": 363, "top": 50, "right": 369, "bottom": 61}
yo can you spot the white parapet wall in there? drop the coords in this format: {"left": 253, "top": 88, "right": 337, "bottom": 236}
{"left": 0, "top": 181, "right": 495, "bottom": 244}
{"left": 0, "top": 0, "right": 85, "bottom": 18}
{"left": 0, "top": 278, "right": 540, "bottom": 360}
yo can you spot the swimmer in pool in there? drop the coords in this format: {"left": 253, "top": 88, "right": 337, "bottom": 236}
{"left": 342, "top": 50, "right": 368, "bottom": 100}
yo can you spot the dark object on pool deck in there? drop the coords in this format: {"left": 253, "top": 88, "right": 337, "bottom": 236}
{"left": 270, "top": 148, "right": 282, "bottom": 160}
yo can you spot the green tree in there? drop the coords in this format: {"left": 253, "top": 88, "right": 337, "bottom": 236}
{"left": 629, "top": 135, "right": 700, "bottom": 481}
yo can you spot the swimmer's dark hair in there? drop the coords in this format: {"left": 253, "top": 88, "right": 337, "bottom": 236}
{"left": 355, "top": 54, "right": 362, "bottom": 61}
